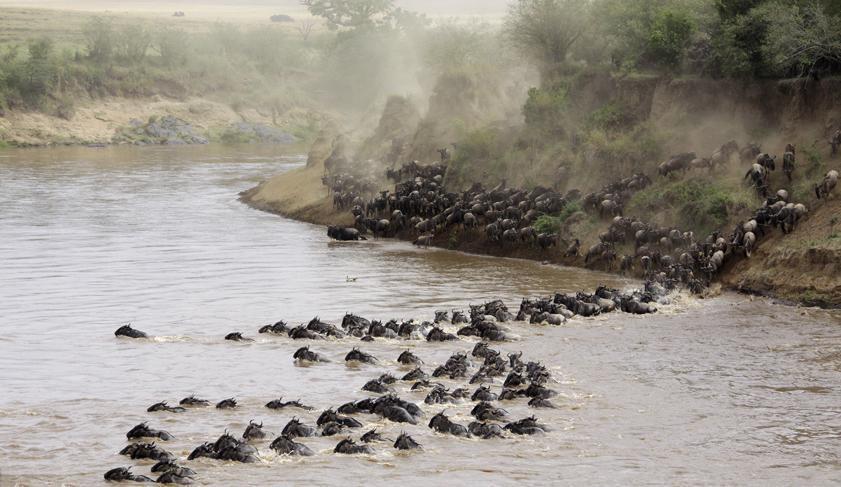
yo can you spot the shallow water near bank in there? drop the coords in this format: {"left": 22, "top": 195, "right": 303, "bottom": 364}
{"left": 1, "top": 145, "right": 840, "bottom": 485}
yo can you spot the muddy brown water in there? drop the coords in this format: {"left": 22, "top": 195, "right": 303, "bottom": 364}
{"left": 1, "top": 145, "right": 840, "bottom": 486}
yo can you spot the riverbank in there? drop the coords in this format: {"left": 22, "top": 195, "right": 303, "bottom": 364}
{"left": 720, "top": 196, "right": 841, "bottom": 308}
{"left": 239, "top": 156, "right": 354, "bottom": 227}
{"left": 241, "top": 158, "right": 841, "bottom": 308}
{"left": 0, "top": 96, "right": 315, "bottom": 148}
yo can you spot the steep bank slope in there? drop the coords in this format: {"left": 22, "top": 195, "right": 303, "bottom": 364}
{"left": 242, "top": 75, "right": 841, "bottom": 307}
{"left": 720, "top": 197, "right": 841, "bottom": 307}
{"left": 239, "top": 156, "right": 354, "bottom": 227}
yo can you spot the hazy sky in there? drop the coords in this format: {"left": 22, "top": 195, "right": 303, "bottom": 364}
{"left": 0, "top": 0, "right": 512, "bottom": 17}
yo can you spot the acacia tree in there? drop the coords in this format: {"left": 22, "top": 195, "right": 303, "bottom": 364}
{"left": 504, "top": 0, "right": 588, "bottom": 80}
{"left": 300, "top": 0, "right": 394, "bottom": 30}
{"left": 759, "top": 0, "right": 841, "bottom": 76}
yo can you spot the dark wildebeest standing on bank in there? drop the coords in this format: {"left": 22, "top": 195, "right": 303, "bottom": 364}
{"left": 782, "top": 144, "right": 795, "bottom": 182}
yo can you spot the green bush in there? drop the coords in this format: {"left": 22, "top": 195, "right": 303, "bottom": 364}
{"left": 643, "top": 9, "right": 694, "bottom": 70}
{"left": 587, "top": 101, "right": 636, "bottom": 131}
{"left": 581, "top": 123, "right": 662, "bottom": 175}
{"left": 534, "top": 215, "right": 562, "bottom": 234}
{"left": 628, "top": 179, "right": 751, "bottom": 235}
{"left": 523, "top": 83, "right": 568, "bottom": 134}
{"left": 598, "top": 0, "right": 701, "bottom": 72}
{"left": 533, "top": 201, "right": 582, "bottom": 233}
{"left": 83, "top": 17, "right": 115, "bottom": 63}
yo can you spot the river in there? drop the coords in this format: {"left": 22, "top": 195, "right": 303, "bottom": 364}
{"left": 0, "top": 145, "right": 839, "bottom": 486}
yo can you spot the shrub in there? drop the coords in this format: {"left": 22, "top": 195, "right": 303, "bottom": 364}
{"left": 587, "top": 101, "right": 636, "bottom": 131}
{"left": 534, "top": 214, "right": 562, "bottom": 234}
{"left": 155, "top": 27, "right": 188, "bottom": 67}
{"left": 83, "top": 17, "right": 115, "bottom": 63}
{"left": 523, "top": 83, "right": 568, "bottom": 134}
{"left": 533, "top": 201, "right": 582, "bottom": 233}
{"left": 628, "top": 179, "right": 750, "bottom": 235}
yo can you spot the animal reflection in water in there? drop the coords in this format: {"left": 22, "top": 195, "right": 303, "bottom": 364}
{"left": 107, "top": 282, "right": 671, "bottom": 482}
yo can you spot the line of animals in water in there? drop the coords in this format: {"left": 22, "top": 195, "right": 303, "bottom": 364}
{"left": 109, "top": 284, "right": 673, "bottom": 483}
{"left": 322, "top": 139, "right": 838, "bottom": 297}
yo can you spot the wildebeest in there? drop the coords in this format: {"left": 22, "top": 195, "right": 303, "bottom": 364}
{"left": 756, "top": 153, "right": 776, "bottom": 171}
{"left": 742, "top": 231, "right": 756, "bottom": 257}
{"left": 744, "top": 163, "right": 769, "bottom": 197}
{"left": 740, "top": 143, "right": 761, "bottom": 163}
{"left": 327, "top": 226, "right": 365, "bottom": 241}
{"left": 270, "top": 435, "right": 314, "bottom": 456}
{"left": 413, "top": 234, "right": 434, "bottom": 247}
{"left": 711, "top": 140, "right": 739, "bottom": 167}
{"left": 782, "top": 144, "right": 795, "bottom": 182}
{"left": 104, "top": 467, "right": 153, "bottom": 483}
{"left": 658, "top": 152, "right": 696, "bottom": 177}
{"left": 830, "top": 129, "right": 841, "bottom": 157}
{"left": 115, "top": 324, "right": 147, "bottom": 338}
{"left": 816, "top": 170, "right": 839, "bottom": 199}
{"left": 126, "top": 422, "right": 174, "bottom": 441}
{"left": 428, "top": 411, "right": 469, "bottom": 437}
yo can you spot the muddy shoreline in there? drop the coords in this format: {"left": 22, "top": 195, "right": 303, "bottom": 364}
{"left": 240, "top": 159, "right": 841, "bottom": 309}
{"left": 239, "top": 161, "right": 695, "bottom": 297}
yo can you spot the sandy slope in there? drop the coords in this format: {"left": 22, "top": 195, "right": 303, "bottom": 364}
{"left": 239, "top": 155, "right": 354, "bottom": 227}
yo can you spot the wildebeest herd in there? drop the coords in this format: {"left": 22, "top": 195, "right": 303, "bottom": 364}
{"left": 105, "top": 132, "right": 839, "bottom": 482}
{"left": 109, "top": 280, "right": 674, "bottom": 483}
{"left": 324, "top": 137, "right": 838, "bottom": 295}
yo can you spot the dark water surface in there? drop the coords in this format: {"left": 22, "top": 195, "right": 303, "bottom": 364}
{"left": 1, "top": 145, "right": 840, "bottom": 486}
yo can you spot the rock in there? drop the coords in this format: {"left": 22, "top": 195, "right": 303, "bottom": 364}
{"left": 113, "top": 115, "right": 208, "bottom": 146}
{"left": 219, "top": 122, "right": 297, "bottom": 145}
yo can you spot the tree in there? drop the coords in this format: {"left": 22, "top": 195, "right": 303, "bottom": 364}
{"left": 504, "top": 0, "right": 588, "bottom": 79}
{"left": 154, "top": 27, "right": 188, "bottom": 67}
{"left": 597, "top": 0, "right": 700, "bottom": 72}
{"left": 118, "top": 24, "right": 152, "bottom": 62}
{"left": 714, "top": 0, "right": 764, "bottom": 19}
{"left": 759, "top": 0, "right": 841, "bottom": 76}
{"left": 83, "top": 16, "right": 114, "bottom": 62}
{"left": 300, "top": 0, "right": 394, "bottom": 31}
{"left": 643, "top": 9, "right": 694, "bottom": 69}
{"left": 14, "top": 38, "right": 56, "bottom": 107}
{"left": 710, "top": 7, "right": 771, "bottom": 77}
{"left": 297, "top": 17, "right": 317, "bottom": 42}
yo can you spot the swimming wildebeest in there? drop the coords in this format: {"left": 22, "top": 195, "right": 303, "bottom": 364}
{"left": 345, "top": 348, "right": 378, "bottom": 364}
{"left": 242, "top": 420, "right": 266, "bottom": 440}
{"left": 179, "top": 395, "right": 210, "bottom": 407}
{"left": 126, "top": 422, "right": 174, "bottom": 441}
{"left": 394, "top": 432, "right": 422, "bottom": 450}
{"left": 147, "top": 401, "right": 186, "bottom": 413}
{"left": 334, "top": 438, "right": 374, "bottom": 454}
{"left": 270, "top": 435, "right": 314, "bottom": 456}
{"left": 428, "top": 411, "right": 469, "bottom": 437}
{"left": 293, "top": 346, "right": 328, "bottom": 363}
{"left": 266, "top": 397, "right": 314, "bottom": 411}
{"left": 281, "top": 417, "right": 317, "bottom": 438}
{"left": 115, "top": 324, "right": 147, "bottom": 338}
{"left": 216, "top": 398, "right": 238, "bottom": 409}
{"left": 104, "top": 467, "right": 154, "bottom": 483}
